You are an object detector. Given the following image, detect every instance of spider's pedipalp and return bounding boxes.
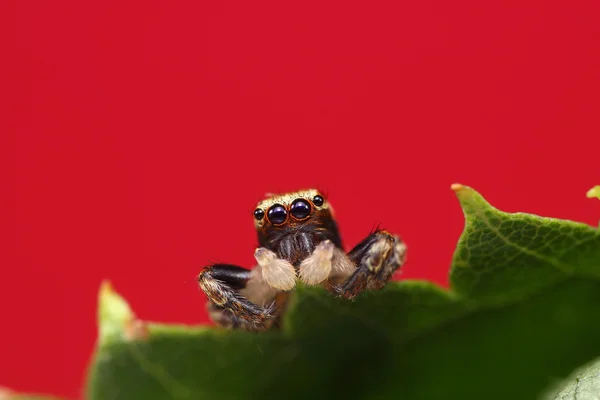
[299,240,334,285]
[254,248,297,291]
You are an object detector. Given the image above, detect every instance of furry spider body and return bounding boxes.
[198,189,406,330]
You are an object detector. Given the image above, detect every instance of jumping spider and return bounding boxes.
[198,189,407,331]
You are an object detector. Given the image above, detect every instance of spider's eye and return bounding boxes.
[253,208,265,221]
[267,204,287,225]
[290,199,311,220]
[312,195,324,207]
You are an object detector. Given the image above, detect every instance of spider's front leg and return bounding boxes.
[336,230,407,299]
[198,264,278,330]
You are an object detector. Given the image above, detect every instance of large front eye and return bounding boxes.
[267,204,287,225]
[290,199,311,220]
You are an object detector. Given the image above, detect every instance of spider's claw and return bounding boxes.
[330,283,350,298]
[264,300,277,318]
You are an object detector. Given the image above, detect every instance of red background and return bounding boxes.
[3,0,600,398]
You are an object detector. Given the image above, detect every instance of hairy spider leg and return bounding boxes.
[335,231,407,299]
[198,264,279,330]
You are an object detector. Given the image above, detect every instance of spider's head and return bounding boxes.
[253,189,330,229]
[252,189,341,259]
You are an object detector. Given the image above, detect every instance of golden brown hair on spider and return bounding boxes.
[197,189,407,331]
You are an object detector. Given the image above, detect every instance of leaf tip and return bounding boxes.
[0,386,13,400]
[586,185,600,200]
[451,183,495,217]
[97,280,148,344]
[451,183,477,203]
[99,279,115,299]
[0,387,61,400]
[450,183,464,192]
[98,280,132,319]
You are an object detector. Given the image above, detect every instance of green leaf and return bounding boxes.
[587,186,600,200]
[86,185,600,400]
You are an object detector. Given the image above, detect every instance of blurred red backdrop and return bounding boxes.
[3,0,600,398]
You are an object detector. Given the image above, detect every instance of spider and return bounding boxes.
[197,189,407,331]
